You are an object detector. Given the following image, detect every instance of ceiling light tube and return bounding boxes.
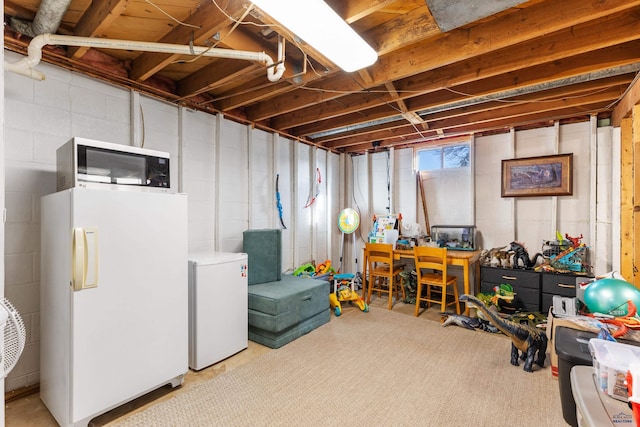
[251,0,377,72]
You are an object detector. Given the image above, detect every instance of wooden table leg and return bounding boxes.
[463,260,470,315]
[361,248,368,300]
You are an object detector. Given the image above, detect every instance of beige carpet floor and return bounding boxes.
[113,303,564,427]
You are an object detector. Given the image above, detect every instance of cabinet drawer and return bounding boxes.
[481,280,539,312]
[541,274,578,297]
[481,267,539,289]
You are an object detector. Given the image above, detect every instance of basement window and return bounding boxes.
[417,144,470,171]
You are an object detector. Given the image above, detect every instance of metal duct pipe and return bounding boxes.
[4,33,286,82]
[10,0,73,37]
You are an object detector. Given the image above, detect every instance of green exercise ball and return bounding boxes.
[583,278,640,316]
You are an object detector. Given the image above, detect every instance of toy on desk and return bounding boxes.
[329,273,368,316]
[510,241,543,269]
[536,233,590,273]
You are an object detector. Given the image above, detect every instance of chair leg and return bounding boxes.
[452,282,461,314]
[387,277,393,310]
[440,285,448,313]
[414,283,422,316]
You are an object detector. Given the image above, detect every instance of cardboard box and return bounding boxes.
[547,309,591,377]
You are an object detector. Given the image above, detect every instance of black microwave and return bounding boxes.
[56,138,171,192]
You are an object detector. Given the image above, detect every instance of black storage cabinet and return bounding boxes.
[554,326,596,427]
[480,266,540,312]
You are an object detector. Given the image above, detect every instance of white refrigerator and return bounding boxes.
[40,188,188,427]
[188,252,248,370]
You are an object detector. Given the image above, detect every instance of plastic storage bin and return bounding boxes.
[571,365,634,427]
[589,338,640,402]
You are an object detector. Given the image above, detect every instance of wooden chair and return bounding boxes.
[365,242,405,310]
[413,246,460,317]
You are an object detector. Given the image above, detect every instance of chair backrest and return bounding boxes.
[365,242,394,268]
[413,245,448,278]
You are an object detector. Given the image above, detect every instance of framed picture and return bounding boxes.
[501,153,573,197]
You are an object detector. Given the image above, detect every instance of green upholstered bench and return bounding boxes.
[243,229,330,349]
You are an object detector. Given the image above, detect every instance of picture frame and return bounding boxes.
[501,153,573,197]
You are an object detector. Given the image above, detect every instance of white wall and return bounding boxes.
[474,121,613,271]
[3,50,338,394]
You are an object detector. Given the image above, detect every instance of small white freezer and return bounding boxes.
[188,252,248,371]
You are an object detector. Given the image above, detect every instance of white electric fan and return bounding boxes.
[0,297,26,378]
[337,208,360,272]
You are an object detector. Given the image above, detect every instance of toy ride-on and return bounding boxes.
[329,273,368,316]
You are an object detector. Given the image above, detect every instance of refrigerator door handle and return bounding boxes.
[72,227,99,291]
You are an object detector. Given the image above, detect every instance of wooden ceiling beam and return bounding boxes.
[329,0,401,23]
[369,0,640,84]
[68,0,130,59]
[281,39,640,135]
[363,5,440,56]
[177,60,259,97]
[323,80,628,150]
[3,1,35,20]
[425,87,624,132]
[335,91,620,153]
[339,105,607,153]
[303,73,629,142]
[612,74,640,126]
[433,104,609,138]
[246,5,640,124]
[129,0,248,81]
[316,67,637,146]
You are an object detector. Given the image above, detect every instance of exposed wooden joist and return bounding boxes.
[68,0,129,59]
[246,5,640,125]
[129,1,249,81]
[370,0,640,84]
[612,74,640,126]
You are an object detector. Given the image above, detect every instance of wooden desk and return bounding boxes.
[362,247,481,315]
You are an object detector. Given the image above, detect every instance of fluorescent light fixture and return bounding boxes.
[252,0,378,72]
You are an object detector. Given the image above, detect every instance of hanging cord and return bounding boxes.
[304,167,322,208]
[276,174,286,229]
[386,151,391,214]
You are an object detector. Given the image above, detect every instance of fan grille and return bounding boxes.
[1,297,26,377]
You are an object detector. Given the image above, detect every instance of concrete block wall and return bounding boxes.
[4,56,134,392]
[3,51,338,393]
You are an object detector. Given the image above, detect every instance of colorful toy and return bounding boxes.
[316,259,333,275]
[293,263,316,277]
[329,273,368,316]
[510,241,543,269]
[460,294,548,372]
[585,299,640,338]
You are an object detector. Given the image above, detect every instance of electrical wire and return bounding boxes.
[385,151,391,214]
[350,155,367,245]
[605,70,640,109]
[144,0,201,29]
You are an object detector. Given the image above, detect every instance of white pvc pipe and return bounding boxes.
[5,33,286,82]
